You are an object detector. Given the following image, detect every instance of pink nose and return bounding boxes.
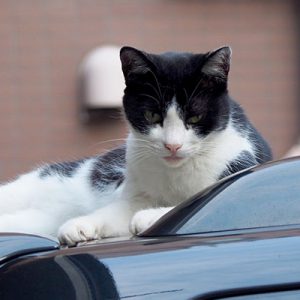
[164,143,182,154]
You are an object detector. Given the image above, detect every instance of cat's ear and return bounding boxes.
[201,46,232,81]
[120,46,153,82]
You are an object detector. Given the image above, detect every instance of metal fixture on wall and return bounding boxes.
[78,45,125,123]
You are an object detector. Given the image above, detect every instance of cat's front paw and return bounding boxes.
[58,217,99,246]
[130,207,173,235]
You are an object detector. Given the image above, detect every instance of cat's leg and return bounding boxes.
[0,208,60,237]
[130,207,174,235]
[58,200,134,246]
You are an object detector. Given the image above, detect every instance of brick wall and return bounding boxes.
[0,0,299,181]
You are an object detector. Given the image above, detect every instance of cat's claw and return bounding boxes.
[58,217,99,246]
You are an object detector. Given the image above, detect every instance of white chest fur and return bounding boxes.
[125,122,253,207]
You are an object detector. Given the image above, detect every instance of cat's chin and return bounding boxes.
[162,156,187,167]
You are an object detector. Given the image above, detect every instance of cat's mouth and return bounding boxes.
[163,155,185,165]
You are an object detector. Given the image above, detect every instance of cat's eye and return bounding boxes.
[144,110,162,124]
[187,115,202,124]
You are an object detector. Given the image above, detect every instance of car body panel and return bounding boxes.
[1,228,300,299]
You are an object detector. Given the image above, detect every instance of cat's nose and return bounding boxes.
[164,143,182,154]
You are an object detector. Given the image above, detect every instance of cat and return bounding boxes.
[0,46,272,246]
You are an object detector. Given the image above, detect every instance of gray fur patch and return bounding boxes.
[90,145,126,190]
[39,159,85,178]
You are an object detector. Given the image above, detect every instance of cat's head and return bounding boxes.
[120,46,232,167]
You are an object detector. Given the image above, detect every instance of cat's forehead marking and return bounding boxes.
[164,99,183,126]
[163,100,186,145]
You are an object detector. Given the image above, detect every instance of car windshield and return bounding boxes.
[144,159,300,236]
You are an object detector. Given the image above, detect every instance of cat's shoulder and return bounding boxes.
[37,145,126,188]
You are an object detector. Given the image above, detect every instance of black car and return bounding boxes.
[1,158,300,299]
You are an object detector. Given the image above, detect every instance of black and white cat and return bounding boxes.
[0,46,272,246]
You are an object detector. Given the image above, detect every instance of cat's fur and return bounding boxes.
[0,46,272,246]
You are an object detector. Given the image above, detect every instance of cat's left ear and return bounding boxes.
[201,46,232,81]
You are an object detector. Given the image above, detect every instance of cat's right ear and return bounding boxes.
[201,46,232,82]
[120,47,153,82]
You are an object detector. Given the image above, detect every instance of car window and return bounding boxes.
[176,161,300,235]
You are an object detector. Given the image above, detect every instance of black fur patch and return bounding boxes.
[39,159,85,178]
[121,47,231,136]
[90,145,126,190]
[230,101,272,163]
[219,151,257,180]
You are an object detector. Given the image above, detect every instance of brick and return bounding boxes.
[0,0,299,180]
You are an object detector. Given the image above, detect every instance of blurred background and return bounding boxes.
[0,0,300,181]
